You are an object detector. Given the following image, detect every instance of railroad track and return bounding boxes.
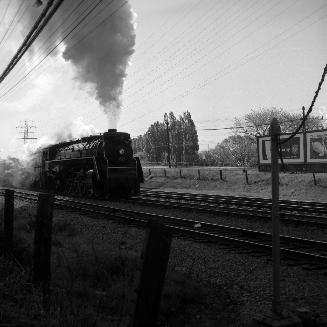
[122,189,327,228]
[4,189,327,269]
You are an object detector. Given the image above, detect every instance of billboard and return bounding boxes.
[258,134,304,164]
[307,130,327,162]
[257,129,327,172]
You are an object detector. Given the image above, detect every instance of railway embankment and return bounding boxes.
[143,168,327,202]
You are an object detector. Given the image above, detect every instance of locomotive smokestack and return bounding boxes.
[108,129,117,133]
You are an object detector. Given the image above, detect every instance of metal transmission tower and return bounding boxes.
[16,120,37,144]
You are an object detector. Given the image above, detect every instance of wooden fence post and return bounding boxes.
[33,193,54,308]
[179,168,182,178]
[219,170,223,181]
[148,168,151,176]
[243,169,249,184]
[313,173,317,185]
[3,189,14,256]
[197,169,201,180]
[132,220,172,327]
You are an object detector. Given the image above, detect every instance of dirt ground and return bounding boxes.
[143,168,327,202]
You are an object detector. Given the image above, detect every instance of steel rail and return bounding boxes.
[2,187,327,227]
[132,189,327,227]
[8,189,327,268]
[140,189,327,213]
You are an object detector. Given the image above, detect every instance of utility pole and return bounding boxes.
[164,113,171,168]
[256,118,302,326]
[302,106,307,169]
[270,118,281,317]
[302,106,306,133]
[16,120,37,144]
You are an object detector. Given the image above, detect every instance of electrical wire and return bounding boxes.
[0,0,108,95]
[126,0,259,93]
[128,0,234,82]
[280,63,327,144]
[29,0,91,56]
[200,117,326,132]
[132,0,203,63]
[123,0,313,109]
[0,0,94,91]
[0,0,128,100]
[0,0,64,84]
[0,0,26,48]
[0,0,32,49]
[120,5,327,127]
[0,0,11,26]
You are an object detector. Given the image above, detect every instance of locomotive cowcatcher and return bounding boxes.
[33,129,144,197]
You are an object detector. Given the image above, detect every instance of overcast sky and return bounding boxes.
[0,0,326,158]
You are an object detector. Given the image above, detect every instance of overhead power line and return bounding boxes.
[120,4,327,129]
[0,0,11,30]
[201,116,326,132]
[0,0,65,84]
[0,0,26,48]
[280,63,327,144]
[0,0,128,100]
[0,0,32,52]
[0,0,90,90]
[124,0,318,111]
[126,0,260,89]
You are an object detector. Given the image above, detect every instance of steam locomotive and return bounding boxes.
[33,129,144,197]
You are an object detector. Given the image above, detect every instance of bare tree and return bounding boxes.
[234,107,324,137]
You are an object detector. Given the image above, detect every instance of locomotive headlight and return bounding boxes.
[119,148,125,155]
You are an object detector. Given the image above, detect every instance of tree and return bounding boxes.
[143,121,166,163]
[131,111,199,165]
[215,135,257,166]
[234,107,324,137]
[181,111,199,163]
[168,112,179,164]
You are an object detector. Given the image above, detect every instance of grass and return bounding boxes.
[0,204,237,326]
[52,219,79,236]
[0,245,233,326]
[0,252,234,326]
[144,168,327,202]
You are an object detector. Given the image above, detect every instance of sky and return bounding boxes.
[0,0,326,158]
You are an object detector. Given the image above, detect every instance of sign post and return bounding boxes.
[255,119,302,326]
[270,118,281,317]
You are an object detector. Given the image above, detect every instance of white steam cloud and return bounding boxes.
[61,1,136,128]
[32,117,99,152]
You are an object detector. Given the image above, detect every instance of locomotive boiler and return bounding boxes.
[34,129,144,197]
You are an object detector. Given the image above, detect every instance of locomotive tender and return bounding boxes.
[34,129,144,197]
